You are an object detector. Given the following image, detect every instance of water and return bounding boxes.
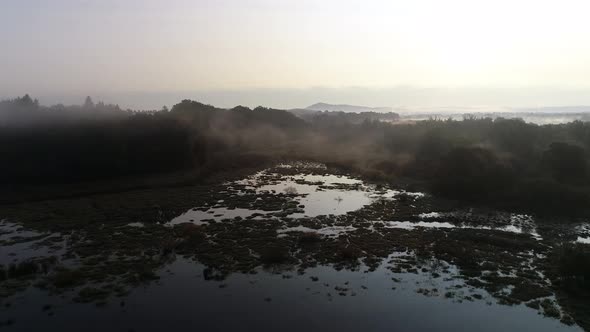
[378,219,542,239]
[409,211,542,239]
[1,256,581,332]
[0,165,584,331]
[169,207,273,225]
[236,170,374,218]
[0,220,65,265]
[277,225,358,238]
[257,174,370,218]
[378,220,456,230]
[168,168,542,241]
[169,168,390,225]
[575,224,590,244]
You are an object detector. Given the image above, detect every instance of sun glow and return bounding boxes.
[2,0,590,101]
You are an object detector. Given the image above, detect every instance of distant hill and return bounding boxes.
[305,103,393,113]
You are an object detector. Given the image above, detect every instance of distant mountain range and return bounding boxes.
[304,103,393,113]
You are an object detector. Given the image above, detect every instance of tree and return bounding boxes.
[542,142,588,184]
[433,147,514,200]
[16,94,37,107]
[84,96,94,108]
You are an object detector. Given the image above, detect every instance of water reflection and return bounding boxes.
[169,169,393,225]
[575,224,590,244]
[0,220,64,265]
[1,256,580,332]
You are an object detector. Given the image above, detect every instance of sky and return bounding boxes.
[1,0,590,109]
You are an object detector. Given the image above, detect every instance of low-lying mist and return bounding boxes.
[2,95,590,216]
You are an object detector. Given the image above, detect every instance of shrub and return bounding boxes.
[259,246,290,265]
[556,244,590,289]
[284,186,298,195]
[433,147,514,201]
[175,223,205,243]
[50,268,85,288]
[298,232,321,245]
[7,261,39,278]
[542,142,588,184]
[337,246,359,261]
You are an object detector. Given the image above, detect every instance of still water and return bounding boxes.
[3,257,580,332]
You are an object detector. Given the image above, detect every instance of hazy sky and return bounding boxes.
[1,0,590,109]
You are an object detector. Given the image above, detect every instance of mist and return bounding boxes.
[18,86,590,111]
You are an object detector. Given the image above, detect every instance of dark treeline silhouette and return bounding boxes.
[2,95,590,215]
[0,96,306,184]
[0,95,135,127]
[0,113,193,183]
[289,108,400,125]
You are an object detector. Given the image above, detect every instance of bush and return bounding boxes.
[337,246,359,261]
[175,223,205,242]
[259,246,290,265]
[298,232,321,245]
[50,268,85,288]
[7,261,39,278]
[556,244,590,289]
[284,186,298,195]
[542,142,588,184]
[433,147,514,201]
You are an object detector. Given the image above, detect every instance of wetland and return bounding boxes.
[2,162,589,331]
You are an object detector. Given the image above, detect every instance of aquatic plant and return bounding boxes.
[284,186,298,195]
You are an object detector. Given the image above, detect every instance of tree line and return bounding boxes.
[1,95,590,215]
